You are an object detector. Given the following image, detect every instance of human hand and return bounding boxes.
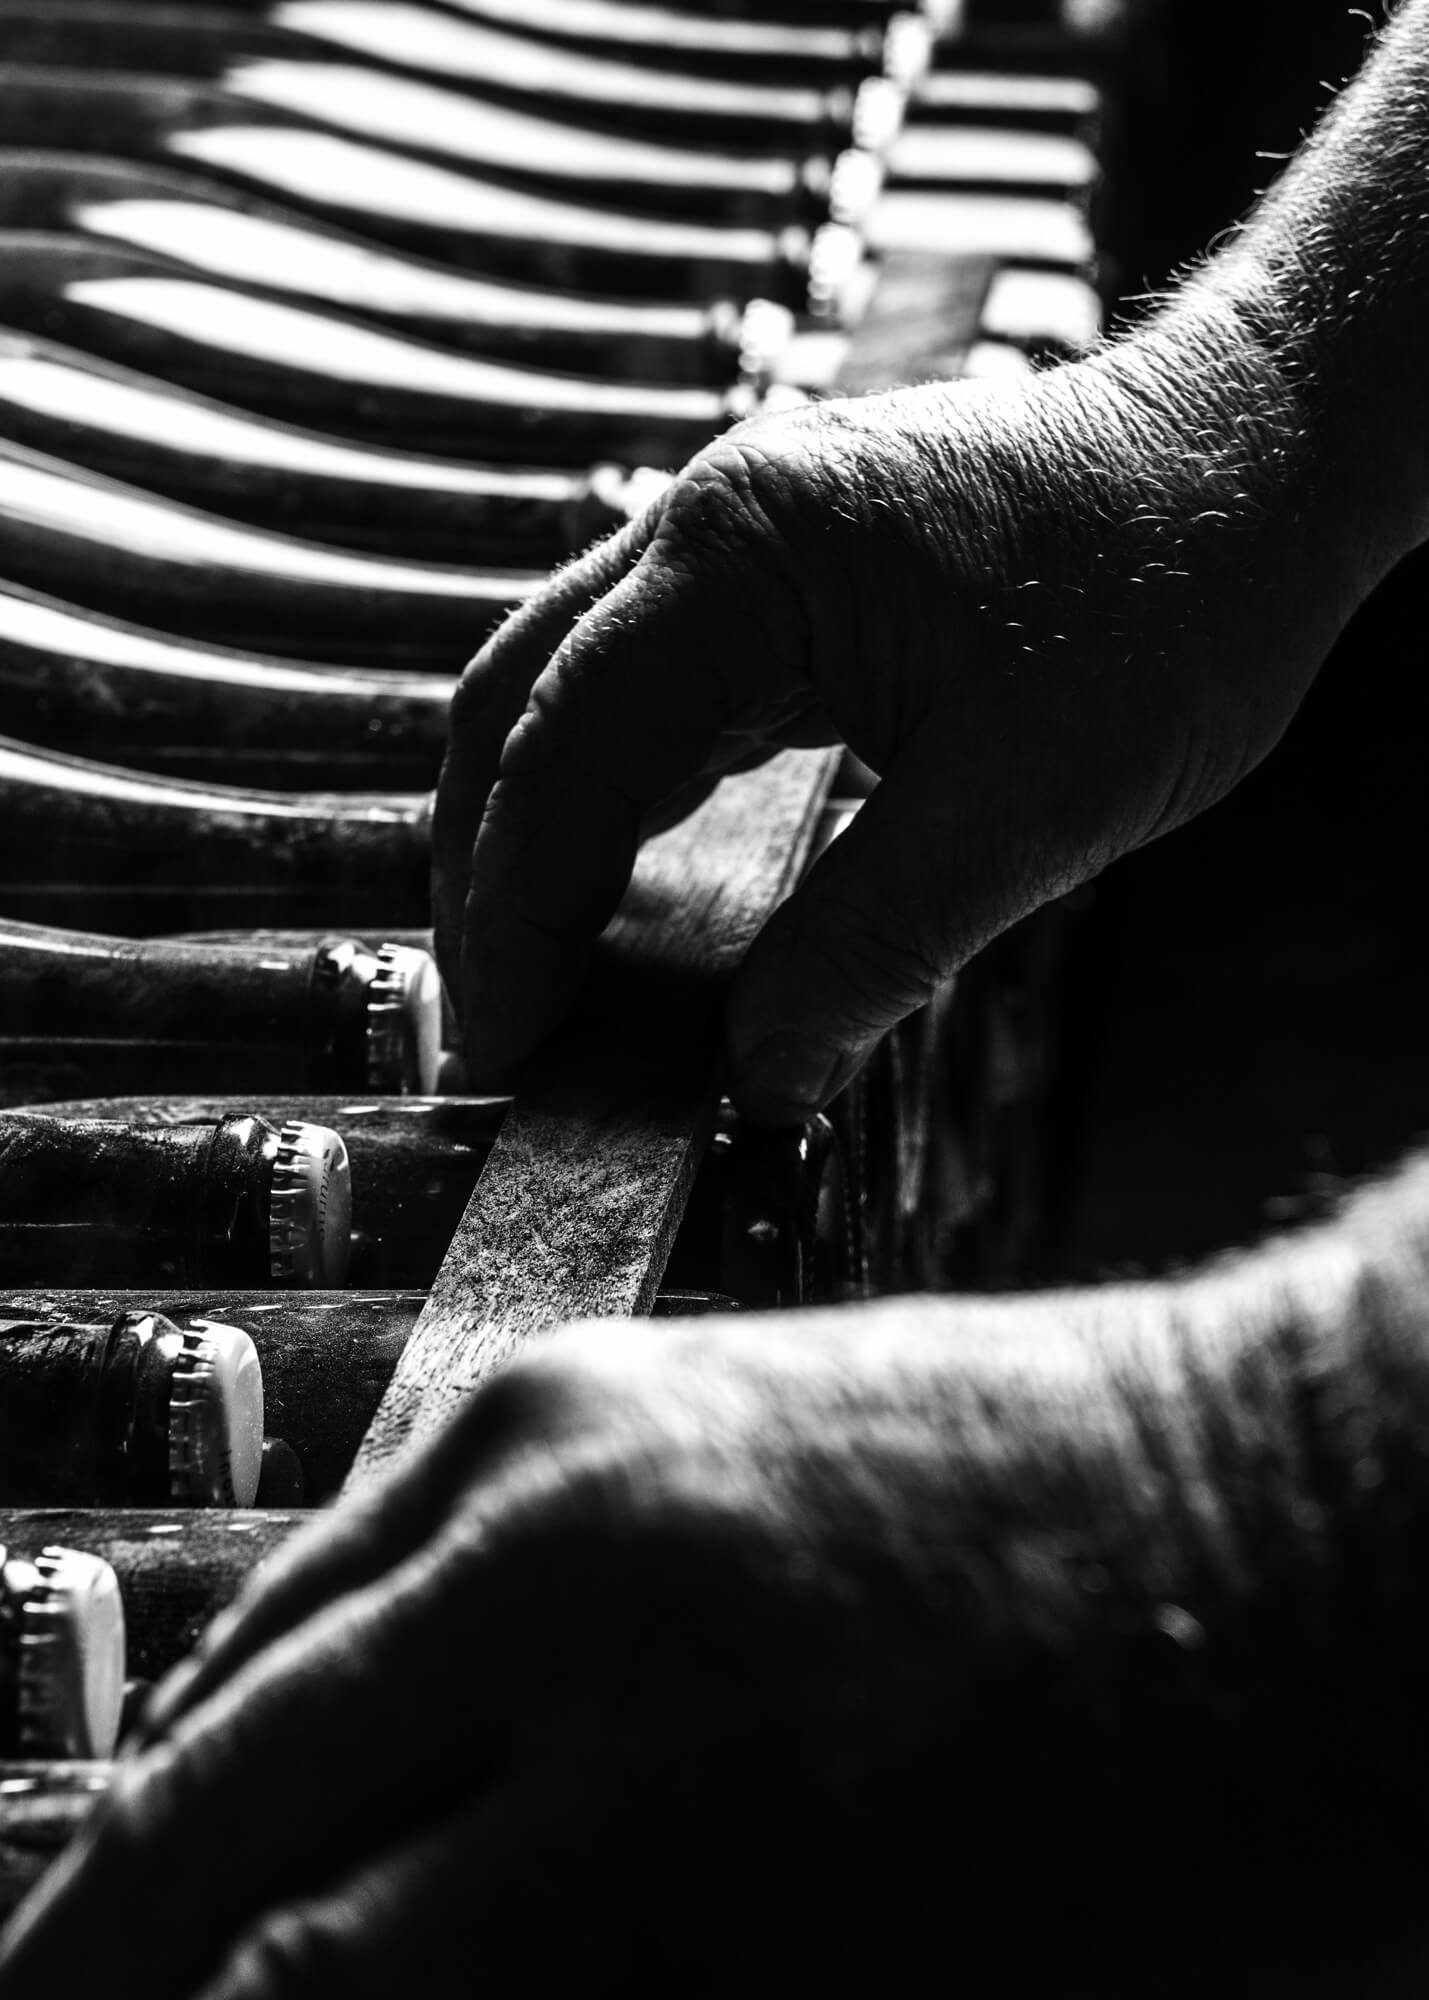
[4,1210,1427,1995]
[0,1299,1093,1998]
[432,298,1370,1123]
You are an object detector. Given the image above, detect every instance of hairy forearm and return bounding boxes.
[1182,0,1429,574]
[670,1175,1429,1984]
[805,1170,1427,1980]
[914,1160,1429,1626]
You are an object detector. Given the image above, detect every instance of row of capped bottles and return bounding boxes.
[0,0,1109,1873]
[0,992,1064,1305]
[0,0,894,776]
[0,1095,852,1301]
[0,1286,742,1508]
[0,2,1108,685]
[0,775,1037,1294]
[0,1264,784,1841]
[0,2,1103,1296]
[0,4,1115,1921]
[0,767,877,946]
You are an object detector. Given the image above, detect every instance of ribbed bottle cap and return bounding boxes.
[853,74,905,156]
[829,147,885,228]
[168,1322,265,1508]
[806,220,866,322]
[268,1121,352,1287]
[883,13,933,92]
[366,943,443,1094]
[14,1547,126,1760]
[921,0,965,33]
[737,298,796,383]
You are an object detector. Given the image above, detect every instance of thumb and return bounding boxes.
[726,737,1046,1125]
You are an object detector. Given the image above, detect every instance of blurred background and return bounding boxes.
[1046,0,1429,1279]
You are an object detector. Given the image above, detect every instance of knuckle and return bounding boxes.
[785,899,949,1031]
[1150,715,1254,834]
[481,1323,656,1435]
[93,1739,193,1866]
[491,691,557,779]
[217,1905,350,1999]
[658,444,789,557]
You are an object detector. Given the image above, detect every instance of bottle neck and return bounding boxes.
[0,922,439,1097]
[0,1312,191,1504]
[96,1311,189,1505]
[0,1113,276,1286]
[194,1115,280,1284]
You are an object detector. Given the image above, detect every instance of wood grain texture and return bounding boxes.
[832,251,995,396]
[345,746,838,1492]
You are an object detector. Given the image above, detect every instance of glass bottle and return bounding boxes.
[0,1110,351,1288]
[0,736,431,935]
[16,1095,850,1302]
[0,1286,741,1504]
[0,1546,125,1760]
[0,918,442,1104]
[0,1309,265,1508]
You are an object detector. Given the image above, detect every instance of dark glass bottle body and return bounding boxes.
[0,441,538,669]
[24,1096,851,1305]
[0,737,431,934]
[0,920,441,1105]
[0,1110,350,1287]
[0,1286,741,1504]
[0,1309,263,1506]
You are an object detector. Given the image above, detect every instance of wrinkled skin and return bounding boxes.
[12,0,1429,1983]
[7,1307,1061,2000]
[6,1244,1429,1997]
[0,303,1404,1998]
[433,300,1372,1120]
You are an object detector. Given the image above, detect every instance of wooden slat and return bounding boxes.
[344,745,839,1492]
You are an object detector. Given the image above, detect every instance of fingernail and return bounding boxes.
[730,1033,844,1124]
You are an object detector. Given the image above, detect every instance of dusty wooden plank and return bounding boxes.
[832,250,995,395]
[345,746,838,1492]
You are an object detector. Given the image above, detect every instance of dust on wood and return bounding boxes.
[346,747,838,1491]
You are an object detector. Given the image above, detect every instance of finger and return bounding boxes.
[725,733,1047,1124]
[186,1688,928,2000]
[0,1343,615,1999]
[430,510,658,1003]
[184,1777,630,2000]
[133,1383,507,1750]
[457,552,761,1083]
[0,1525,511,2000]
[181,1728,744,1992]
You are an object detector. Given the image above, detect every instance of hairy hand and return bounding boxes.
[0,1303,1056,1999]
[433,300,1363,1121]
[6,1203,1429,1994]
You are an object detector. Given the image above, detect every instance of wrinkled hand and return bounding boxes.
[3,1224,1421,1995]
[0,1301,1103,1998]
[433,302,1366,1122]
